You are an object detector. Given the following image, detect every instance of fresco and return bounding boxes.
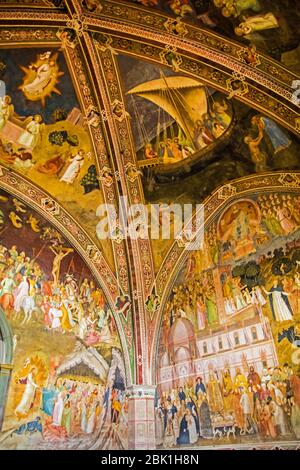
[0,48,114,269]
[121,58,233,171]
[0,189,128,450]
[0,0,299,452]
[128,1,300,72]
[156,190,300,448]
[210,0,300,70]
[130,0,208,20]
[118,54,300,207]
[118,54,300,269]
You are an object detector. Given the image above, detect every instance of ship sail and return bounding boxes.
[127,75,207,146]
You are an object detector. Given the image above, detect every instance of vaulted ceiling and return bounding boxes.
[0,0,299,385]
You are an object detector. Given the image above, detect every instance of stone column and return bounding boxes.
[0,364,12,430]
[127,385,156,450]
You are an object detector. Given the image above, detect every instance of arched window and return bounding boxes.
[234,332,240,346]
[251,326,258,341]
[203,342,207,354]
[218,337,223,350]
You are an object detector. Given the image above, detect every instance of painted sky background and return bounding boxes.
[0,189,95,284]
[0,48,79,123]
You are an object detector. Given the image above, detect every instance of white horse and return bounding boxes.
[18,296,37,325]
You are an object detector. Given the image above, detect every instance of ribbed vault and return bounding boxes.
[0,0,299,390]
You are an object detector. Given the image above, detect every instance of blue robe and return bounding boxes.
[103,387,110,406]
[177,416,190,445]
[41,388,57,416]
[196,382,206,396]
[262,118,291,153]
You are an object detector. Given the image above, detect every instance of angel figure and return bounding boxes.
[20,52,64,105]
[60,150,85,184]
[14,356,48,419]
[0,95,14,131]
[211,100,231,128]
[235,12,279,37]
[18,114,44,150]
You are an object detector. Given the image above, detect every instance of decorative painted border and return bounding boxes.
[0,0,64,7]
[0,1,300,387]
[0,30,136,375]
[0,165,133,384]
[103,33,299,136]
[82,0,299,86]
[93,43,157,385]
[150,171,300,383]
[0,4,299,134]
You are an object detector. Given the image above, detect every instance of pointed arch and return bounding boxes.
[0,165,133,385]
[150,171,300,384]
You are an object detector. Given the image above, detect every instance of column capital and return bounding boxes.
[126,385,156,399]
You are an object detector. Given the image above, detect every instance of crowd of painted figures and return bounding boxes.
[164,272,219,331]
[11,365,128,444]
[259,195,300,237]
[39,378,128,442]
[185,195,300,274]
[143,99,231,163]
[157,191,300,447]
[167,272,268,331]
[0,90,98,195]
[0,240,128,444]
[164,246,300,347]
[0,242,116,346]
[156,364,300,447]
[164,266,272,336]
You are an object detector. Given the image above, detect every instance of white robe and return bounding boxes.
[60,154,84,184]
[98,320,111,342]
[274,388,289,434]
[239,12,279,34]
[13,280,29,312]
[18,120,41,149]
[240,393,251,414]
[49,306,63,329]
[255,287,267,306]
[15,373,38,415]
[235,294,246,311]
[188,415,198,444]
[266,289,293,322]
[79,317,87,339]
[86,405,96,434]
[52,392,64,426]
[196,302,206,329]
[81,402,87,432]
[225,299,235,315]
